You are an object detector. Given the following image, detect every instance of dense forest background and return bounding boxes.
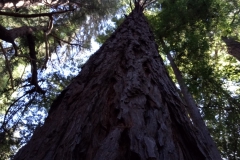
[0,0,239,159]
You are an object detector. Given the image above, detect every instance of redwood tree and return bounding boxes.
[14,2,221,160]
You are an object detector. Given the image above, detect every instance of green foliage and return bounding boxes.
[96,16,125,44]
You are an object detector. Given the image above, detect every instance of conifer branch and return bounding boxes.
[0,42,14,89]
[42,32,49,70]
[50,33,81,46]
[0,9,74,18]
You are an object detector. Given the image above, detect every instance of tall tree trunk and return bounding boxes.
[14,5,221,160]
[166,51,221,159]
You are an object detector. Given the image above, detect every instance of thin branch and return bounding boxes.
[142,0,148,7]
[0,42,14,89]
[9,93,37,133]
[129,0,133,11]
[230,9,240,26]
[0,9,74,18]
[42,33,49,70]
[0,46,14,53]
[50,33,81,46]
[41,15,54,70]
[1,89,34,129]
[144,0,157,8]
[18,64,27,88]
[54,46,62,64]
[45,16,54,35]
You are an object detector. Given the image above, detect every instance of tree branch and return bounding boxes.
[50,33,81,46]
[0,24,18,55]
[0,9,74,18]
[27,34,46,94]
[42,32,49,70]
[0,42,14,89]
[45,16,54,35]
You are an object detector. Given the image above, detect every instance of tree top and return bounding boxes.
[133,0,157,11]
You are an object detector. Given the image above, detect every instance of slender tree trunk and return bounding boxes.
[14,5,221,160]
[165,50,221,159]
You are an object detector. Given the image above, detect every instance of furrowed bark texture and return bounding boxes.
[14,7,220,160]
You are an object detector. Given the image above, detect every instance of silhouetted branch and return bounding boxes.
[0,9,74,18]
[0,42,14,88]
[27,34,46,94]
[51,33,81,46]
[1,88,38,134]
[0,24,18,55]
[42,33,49,70]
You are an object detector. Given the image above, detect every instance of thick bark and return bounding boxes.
[14,5,221,160]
